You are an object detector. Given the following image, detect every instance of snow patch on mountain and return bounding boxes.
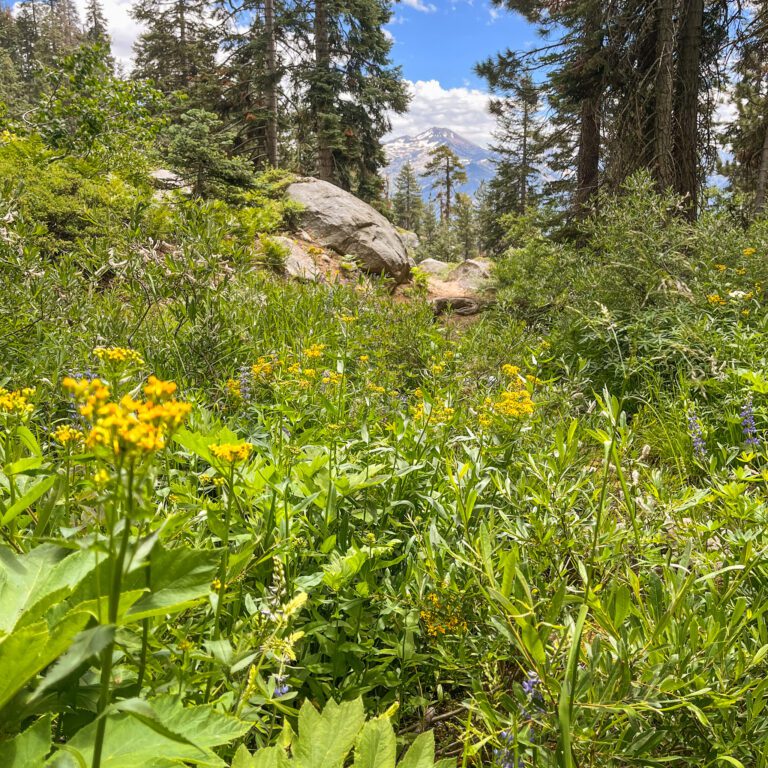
[383,127,495,200]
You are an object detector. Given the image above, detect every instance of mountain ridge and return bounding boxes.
[383,127,495,200]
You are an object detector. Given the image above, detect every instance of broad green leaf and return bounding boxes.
[322,549,368,591]
[0,545,100,633]
[397,732,435,768]
[232,745,291,768]
[34,625,115,698]
[1,474,56,526]
[353,717,396,768]
[293,698,365,768]
[0,715,51,767]
[0,611,90,709]
[125,545,218,621]
[52,695,250,767]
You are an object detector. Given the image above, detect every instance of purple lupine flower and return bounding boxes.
[688,411,707,459]
[741,396,760,448]
[238,365,252,401]
[273,675,290,697]
[522,671,540,698]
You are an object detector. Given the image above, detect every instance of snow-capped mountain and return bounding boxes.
[383,127,495,200]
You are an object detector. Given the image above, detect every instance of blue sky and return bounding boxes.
[383,1,535,145]
[388,0,533,90]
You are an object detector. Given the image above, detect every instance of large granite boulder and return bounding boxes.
[286,178,411,283]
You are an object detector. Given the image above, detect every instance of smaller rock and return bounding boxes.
[450,259,493,291]
[417,258,454,279]
[272,236,323,282]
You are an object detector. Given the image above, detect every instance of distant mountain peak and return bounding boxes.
[383,126,494,199]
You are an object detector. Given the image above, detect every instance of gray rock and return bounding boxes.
[150,169,186,189]
[272,236,325,282]
[417,258,454,278]
[286,178,411,283]
[450,259,493,291]
[399,230,420,254]
[431,296,490,316]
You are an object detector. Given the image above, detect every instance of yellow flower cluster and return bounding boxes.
[366,382,386,395]
[251,357,275,378]
[62,375,190,458]
[707,293,727,307]
[0,387,35,417]
[420,593,468,638]
[411,398,455,424]
[744,247,757,256]
[321,371,342,386]
[303,343,326,359]
[226,378,242,399]
[53,425,84,445]
[93,347,145,366]
[480,365,535,426]
[0,130,18,144]
[209,442,253,463]
[714,263,727,272]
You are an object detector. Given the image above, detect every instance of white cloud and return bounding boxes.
[400,0,437,12]
[387,79,496,147]
[74,0,143,69]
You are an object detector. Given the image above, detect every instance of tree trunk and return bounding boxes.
[755,115,768,216]
[445,160,452,222]
[177,0,188,88]
[573,4,603,216]
[264,0,278,167]
[574,95,601,214]
[673,0,703,221]
[653,0,676,190]
[520,97,529,213]
[314,0,334,182]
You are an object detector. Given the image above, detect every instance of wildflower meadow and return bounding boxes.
[2,125,768,767]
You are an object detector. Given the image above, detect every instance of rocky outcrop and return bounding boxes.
[413,257,495,317]
[286,178,411,284]
[272,236,325,282]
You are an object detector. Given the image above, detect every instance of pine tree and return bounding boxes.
[421,144,467,223]
[392,162,424,232]
[132,0,220,111]
[451,192,478,261]
[302,0,409,198]
[84,0,110,49]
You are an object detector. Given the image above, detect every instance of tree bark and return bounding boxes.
[755,116,768,216]
[314,0,334,182]
[653,0,676,190]
[573,4,603,217]
[673,0,703,221]
[264,0,278,167]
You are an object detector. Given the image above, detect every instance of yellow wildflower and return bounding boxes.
[501,364,520,377]
[226,378,242,399]
[744,247,757,256]
[251,357,274,378]
[53,425,84,446]
[144,375,177,401]
[303,343,326,359]
[359,355,370,363]
[210,442,253,463]
[707,293,727,306]
[0,387,35,417]
[366,382,386,395]
[93,346,144,366]
[93,469,110,487]
[714,263,727,272]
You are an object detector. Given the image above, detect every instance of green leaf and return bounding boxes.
[53,695,251,767]
[557,603,588,768]
[0,715,51,767]
[353,717,396,768]
[0,611,91,709]
[233,745,291,768]
[0,545,99,633]
[397,731,436,768]
[125,545,218,621]
[1,475,56,526]
[293,698,365,768]
[34,625,115,698]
